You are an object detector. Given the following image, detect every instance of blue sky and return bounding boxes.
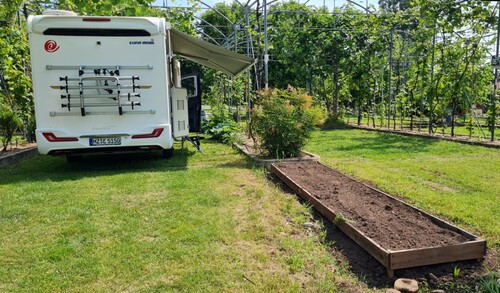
[154,0,379,12]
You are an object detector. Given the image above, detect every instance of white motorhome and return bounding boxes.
[27,13,252,161]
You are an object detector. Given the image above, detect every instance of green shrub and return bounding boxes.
[323,114,347,129]
[201,109,239,144]
[252,87,318,158]
[0,106,22,151]
[308,105,327,127]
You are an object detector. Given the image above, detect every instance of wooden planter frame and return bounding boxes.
[270,163,487,277]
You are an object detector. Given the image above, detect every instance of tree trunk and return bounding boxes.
[410,113,414,131]
[333,66,340,117]
[400,111,404,130]
[419,98,423,132]
[357,106,362,125]
[393,109,397,130]
[451,97,457,137]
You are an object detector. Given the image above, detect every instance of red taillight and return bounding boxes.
[131,128,164,139]
[82,17,111,22]
[42,132,79,142]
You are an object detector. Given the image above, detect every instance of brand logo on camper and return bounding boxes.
[44,40,60,53]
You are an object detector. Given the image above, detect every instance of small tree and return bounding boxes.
[252,86,318,158]
[0,105,22,151]
[486,102,499,141]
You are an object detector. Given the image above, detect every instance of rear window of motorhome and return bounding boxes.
[43,28,151,37]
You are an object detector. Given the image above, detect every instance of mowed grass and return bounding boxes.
[0,141,361,292]
[307,129,500,251]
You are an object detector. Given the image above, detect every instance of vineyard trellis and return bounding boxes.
[191,0,500,142]
[1,0,499,146]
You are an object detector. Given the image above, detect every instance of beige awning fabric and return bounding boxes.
[170,28,254,76]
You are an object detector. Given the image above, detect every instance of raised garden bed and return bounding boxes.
[0,146,38,168]
[233,141,320,168]
[270,161,487,277]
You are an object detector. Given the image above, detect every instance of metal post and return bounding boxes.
[429,25,436,135]
[228,78,232,114]
[264,0,269,89]
[245,6,252,126]
[247,69,251,125]
[492,5,500,141]
[388,30,393,129]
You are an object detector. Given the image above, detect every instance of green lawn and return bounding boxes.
[0,141,360,292]
[2,131,498,292]
[306,129,500,251]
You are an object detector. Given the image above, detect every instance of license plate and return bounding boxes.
[89,137,121,146]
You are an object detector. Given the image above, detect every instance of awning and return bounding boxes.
[170,28,254,76]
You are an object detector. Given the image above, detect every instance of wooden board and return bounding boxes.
[389,241,486,270]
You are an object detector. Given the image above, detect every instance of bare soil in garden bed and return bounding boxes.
[272,161,499,290]
[236,136,314,159]
[274,161,468,250]
[0,143,37,158]
[234,137,320,168]
[322,218,499,290]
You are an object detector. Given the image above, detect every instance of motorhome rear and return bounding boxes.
[27,13,253,160]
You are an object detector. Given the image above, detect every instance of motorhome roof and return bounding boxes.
[27,14,254,76]
[28,15,165,36]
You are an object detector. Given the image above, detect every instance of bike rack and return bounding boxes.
[48,65,154,116]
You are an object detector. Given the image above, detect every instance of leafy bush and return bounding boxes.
[201,109,239,144]
[308,104,327,126]
[0,105,22,151]
[323,114,347,129]
[252,86,318,158]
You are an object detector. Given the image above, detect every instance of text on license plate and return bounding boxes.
[89,137,121,146]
